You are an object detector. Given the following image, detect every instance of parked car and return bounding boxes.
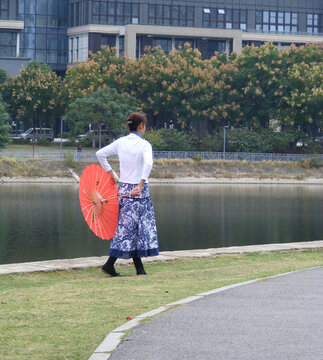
[79,130,109,144]
[19,128,54,141]
[11,130,24,138]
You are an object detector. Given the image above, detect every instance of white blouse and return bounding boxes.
[96,133,153,184]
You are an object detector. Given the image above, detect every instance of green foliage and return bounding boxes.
[2,61,67,130]
[63,152,75,167]
[0,95,11,148]
[279,62,323,132]
[225,128,304,153]
[0,68,9,86]
[145,128,197,151]
[11,138,30,145]
[199,132,223,152]
[192,154,202,161]
[299,157,323,169]
[62,87,138,147]
[197,128,304,153]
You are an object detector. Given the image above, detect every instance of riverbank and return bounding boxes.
[0,158,322,184]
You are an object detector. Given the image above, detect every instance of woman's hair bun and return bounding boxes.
[127,113,147,131]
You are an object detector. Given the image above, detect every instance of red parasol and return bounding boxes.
[79,164,120,240]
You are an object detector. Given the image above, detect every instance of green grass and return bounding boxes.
[0,250,322,360]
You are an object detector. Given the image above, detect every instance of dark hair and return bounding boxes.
[127,112,147,131]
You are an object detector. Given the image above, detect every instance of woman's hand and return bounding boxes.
[108,170,115,182]
[130,180,145,197]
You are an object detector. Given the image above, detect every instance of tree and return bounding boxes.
[2,62,66,133]
[279,62,323,136]
[63,47,129,101]
[0,95,11,148]
[62,88,138,147]
[0,68,9,87]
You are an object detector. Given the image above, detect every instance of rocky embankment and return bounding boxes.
[0,158,322,184]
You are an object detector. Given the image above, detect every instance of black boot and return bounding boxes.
[133,257,146,275]
[102,256,122,277]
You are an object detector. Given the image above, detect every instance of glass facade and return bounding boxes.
[18,0,68,73]
[203,8,247,30]
[148,4,194,27]
[91,1,139,26]
[256,10,298,33]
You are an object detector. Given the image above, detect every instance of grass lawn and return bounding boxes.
[0,250,322,360]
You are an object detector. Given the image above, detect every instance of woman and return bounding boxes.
[96,112,159,276]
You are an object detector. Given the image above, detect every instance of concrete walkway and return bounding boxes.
[0,241,322,275]
[104,267,323,360]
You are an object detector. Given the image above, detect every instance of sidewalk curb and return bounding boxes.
[88,266,322,360]
[1,241,322,275]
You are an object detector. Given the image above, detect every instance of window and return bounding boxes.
[148,5,194,27]
[152,37,172,55]
[101,35,116,48]
[175,38,194,49]
[203,8,247,30]
[92,2,139,25]
[256,10,298,32]
[307,13,319,33]
[0,31,17,57]
[0,0,9,19]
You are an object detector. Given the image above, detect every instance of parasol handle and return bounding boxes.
[101,193,133,202]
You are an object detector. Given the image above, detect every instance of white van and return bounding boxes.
[20,128,54,141]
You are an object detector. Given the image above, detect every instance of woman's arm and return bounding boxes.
[141,142,153,181]
[96,141,118,174]
[130,142,153,197]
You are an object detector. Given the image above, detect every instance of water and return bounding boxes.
[0,184,322,265]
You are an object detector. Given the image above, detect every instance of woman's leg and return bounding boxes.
[133,257,146,275]
[102,256,122,277]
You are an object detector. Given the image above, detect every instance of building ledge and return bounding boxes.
[68,25,123,36]
[242,31,323,43]
[68,24,243,39]
[0,20,24,30]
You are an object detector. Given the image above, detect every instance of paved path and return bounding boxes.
[108,267,323,360]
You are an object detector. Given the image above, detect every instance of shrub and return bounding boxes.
[199,132,222,152]
[192,154,202,161]
[12,138,30,145]
[63,152,75,168]
[145,128,197,151]
[299,157,322,169]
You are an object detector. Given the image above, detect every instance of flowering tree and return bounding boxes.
[63,43,323,135]
[63,47,129,101]
[279,62,323,136]
[2,62,66,132]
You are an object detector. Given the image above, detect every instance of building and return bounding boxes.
[68,0,323,64]
[0,0,68,75]
[0,1,322,75]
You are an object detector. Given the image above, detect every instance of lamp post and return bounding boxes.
[223,125,229,159]
[60,118,63,151]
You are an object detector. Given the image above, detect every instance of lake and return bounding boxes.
[0,183,322,265]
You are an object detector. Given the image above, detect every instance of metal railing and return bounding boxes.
[1,149,323,162]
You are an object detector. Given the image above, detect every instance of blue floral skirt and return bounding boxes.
[109,182,159,259]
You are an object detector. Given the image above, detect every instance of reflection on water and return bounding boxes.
[0,184,322,264]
